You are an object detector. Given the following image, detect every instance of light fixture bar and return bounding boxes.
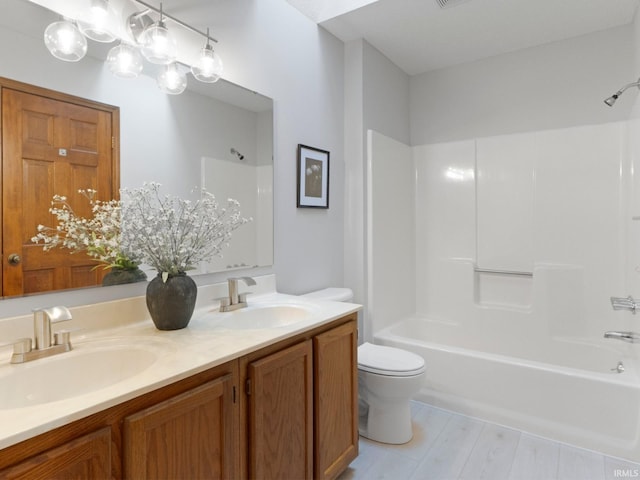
[131,0,218,44]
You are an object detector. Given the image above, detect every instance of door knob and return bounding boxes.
[8,253,21,265]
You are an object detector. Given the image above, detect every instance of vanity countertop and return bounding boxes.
[0,285,361,450]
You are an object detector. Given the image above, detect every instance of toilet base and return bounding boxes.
[359,398,413,444]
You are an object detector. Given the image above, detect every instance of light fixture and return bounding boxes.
[191,29,223,83]
[77,0,116,43]
[44,18,87,62]
[139,3,177,65]
[106,43,143,78]
[42,1,224,95]
[157,62,187,95]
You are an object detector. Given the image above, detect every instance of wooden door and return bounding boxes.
[1,81,118,296]
[248,340,313,480]
[314,319,359,480]
[0,427,111,479]
[124,375,238,480]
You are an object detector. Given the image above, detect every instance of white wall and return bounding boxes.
[410,25,635,145]
[343,40,366,308]
[367,131,414,336]
[214,0,345,295]
[363,42,411,146]
[343,39,410,323]
[0,0,344,315]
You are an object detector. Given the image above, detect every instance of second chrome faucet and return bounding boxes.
[219,277,256,312]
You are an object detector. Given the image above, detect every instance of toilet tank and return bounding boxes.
[301,287,354,302]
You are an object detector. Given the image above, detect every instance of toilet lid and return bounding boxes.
[358,342,425,377]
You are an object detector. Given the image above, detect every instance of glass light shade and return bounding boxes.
[106,43,143,78]
[44,20,87,62]
[139,21,177,65]
[157,63,187,95]
[77,0,116,43]
[191,44,223,83]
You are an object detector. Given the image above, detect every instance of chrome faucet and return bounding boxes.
[3,306,73,364]
[610,296,638,314]
[219,276,256,312]
[604,331,640,343]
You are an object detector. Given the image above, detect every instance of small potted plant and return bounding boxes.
[31,189,145,286]
[120,182,250,330]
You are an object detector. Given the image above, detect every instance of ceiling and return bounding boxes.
[27,0,640,78]
[289,0,640,76]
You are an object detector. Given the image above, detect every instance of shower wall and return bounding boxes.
[414,123,631,342]
[369,123,638,343]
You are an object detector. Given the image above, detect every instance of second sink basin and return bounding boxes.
[209,304,316,330]
[0,340,162,409]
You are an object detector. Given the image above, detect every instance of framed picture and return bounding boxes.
[297,144,330,208]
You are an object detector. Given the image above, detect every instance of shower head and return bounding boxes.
[230,148,245,161]
[604,78,640,107]
[604,94,619,107]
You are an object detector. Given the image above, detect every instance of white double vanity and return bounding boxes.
[0,274,361,479]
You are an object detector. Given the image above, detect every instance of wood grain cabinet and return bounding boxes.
[248,340,314,479]
[314,320,359,480]
[0,314,358,480]
[0,427,111,480]
[123,374,238,479]
[242,316,359,480]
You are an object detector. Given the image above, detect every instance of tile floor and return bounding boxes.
[338,401,640,480]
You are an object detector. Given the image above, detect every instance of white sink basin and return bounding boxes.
[0,341,160,409]
[208,304,316,330]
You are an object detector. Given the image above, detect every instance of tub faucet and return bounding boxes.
[604,331,640,343]
[3,306,73,364]
[220,277,256,312]
[610,296,638,314]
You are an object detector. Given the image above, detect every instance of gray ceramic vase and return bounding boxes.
[146,273,197,330]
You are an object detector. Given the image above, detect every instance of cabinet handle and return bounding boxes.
[8,253,21,265]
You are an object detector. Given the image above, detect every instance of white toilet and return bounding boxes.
[302,287,426,445]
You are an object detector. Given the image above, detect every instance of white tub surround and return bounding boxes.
[366,122,640,462]
[0,274,362,449]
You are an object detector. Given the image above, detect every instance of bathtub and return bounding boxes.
[375,316,640,462]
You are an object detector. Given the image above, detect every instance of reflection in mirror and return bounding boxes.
[0,0,274,298]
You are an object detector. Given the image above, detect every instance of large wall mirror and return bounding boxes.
[0,0,274,298]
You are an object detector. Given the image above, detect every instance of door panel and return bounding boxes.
[2,84,118,296]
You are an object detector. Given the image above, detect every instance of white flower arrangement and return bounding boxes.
[31,189,139,269]
[120,182,250,281]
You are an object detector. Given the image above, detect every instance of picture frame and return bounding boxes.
[297,144,330,208]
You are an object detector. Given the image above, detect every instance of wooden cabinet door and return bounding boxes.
[2,84,117,296]
[123,374,238,480]
[0,427,111,479]
[314,319,359,480]
[248,340,313,480]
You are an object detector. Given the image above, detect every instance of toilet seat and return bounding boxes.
[358,342,425,377]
